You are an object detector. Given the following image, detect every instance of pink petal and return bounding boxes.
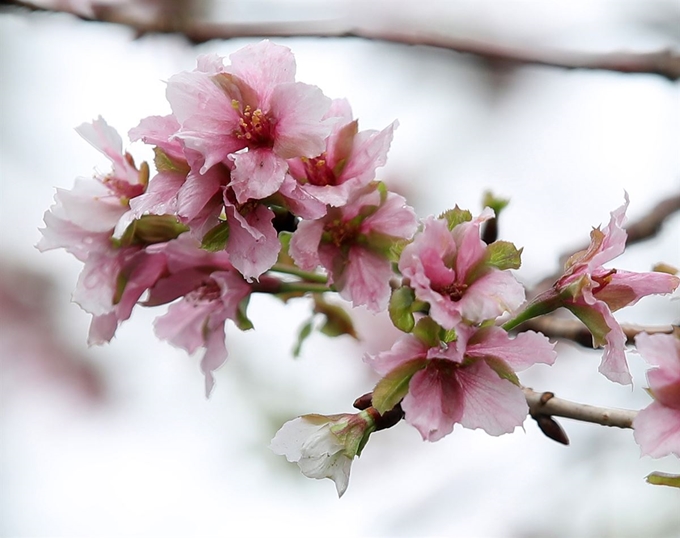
[636,332,680,374]
[633,401,680,458]
[166,71,243,172]
[456,359,529,435]
[597,302,632,385]
[338,121,398,185]
[128,114,185,162]
[225,204,280,280]
[452,220,488,283]
[455,270,525,324]
[466,327,557,371]
[589,193,629,269]
[227,41,296,105]
[364,334,428,376]
[277,176,327,220]
[361,192,417,239]
[129,170,184,218]
[595,270,680,311]
[337,247,392,312]
[230,149,288,203]
[201,324,228,397]
[289,220,325,271]
[270,82,332,159]
[401,363,464,442]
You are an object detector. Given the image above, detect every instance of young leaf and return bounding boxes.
[389,286,416,333]
[485,241,523,271]
[201,221,230,252]
[372,359,426,415]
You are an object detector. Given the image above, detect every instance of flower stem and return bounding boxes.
[269,263,329,284]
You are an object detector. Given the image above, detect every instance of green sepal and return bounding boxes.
[112,270,129,305]
[646,472,680,488]
[234,295,254,331]
[372,358,426,414]
[293,318,314,357]
[114,215,189,248]
[389,286,416,333]
[484,357,520,386]
[276,231,295,266]
[153,147,189,175]
[502,289,562,331]
[413,317,442,348]
[482,191,509,215]
[314,296,358,339]
[485,241,523,271]
[439,206,472,231]
[440,326,457,344]
[565,303,608,348]
[201,221,230,252]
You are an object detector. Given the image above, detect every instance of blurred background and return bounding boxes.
[1,1,679,536]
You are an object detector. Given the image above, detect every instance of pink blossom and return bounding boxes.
[399,212,525,328]
[633,332,680,458]
[366,325,556,441]
[166,41,332,202]
[288,99,398,207]
[523,195,679,385]
[290,183,418,312]
[154,266,252,396]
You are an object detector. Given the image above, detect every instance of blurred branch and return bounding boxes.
[524,388,637,430]
[519,316,677,348]
[3,0,680,81]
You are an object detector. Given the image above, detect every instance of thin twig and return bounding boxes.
[523,388,637,429]
[2,0,680,81]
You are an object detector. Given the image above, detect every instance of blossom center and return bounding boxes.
[188,280,222,304]
[233,102,274,147]
[301,154,337,187]
[325,219,359,248]
[434,281,468,302]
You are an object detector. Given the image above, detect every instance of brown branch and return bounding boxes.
[520,316,677,348]
[524,388,637,430]
[3,0,680,81]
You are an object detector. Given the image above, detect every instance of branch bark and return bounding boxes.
[519,316,677,349]
[523,387,637,429]
[3,0,680,81]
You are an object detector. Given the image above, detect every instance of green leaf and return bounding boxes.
[389,286,416,333]
[133,215,189,245]
[201,221,230,252]
[646,472,680,488]
[439,206,472,231]
[485,241,523,271]
[234,296,254,331]
[315,297,358,339]
[112,271,129,305]
[293,319,314,357]
[482,191,510,215]
[372,359,426,414]
[153,147,189,174]
[276,231,295,266]
[413,317,441,348]
[440,327,457,344]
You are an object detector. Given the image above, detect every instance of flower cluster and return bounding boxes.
[40,40,679,496]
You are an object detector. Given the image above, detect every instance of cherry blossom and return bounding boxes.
[366,323,556,441]
[166,41,333,202]
[399,210,525,329]
[288,99,398,207]
[633,332,680,458]
[290,183,418,312]
[270,411,377,497]
[509,195,679,385]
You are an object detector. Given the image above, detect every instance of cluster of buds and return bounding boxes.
[40,40,679,496]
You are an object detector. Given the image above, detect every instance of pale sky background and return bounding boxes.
[1,1,679,537]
